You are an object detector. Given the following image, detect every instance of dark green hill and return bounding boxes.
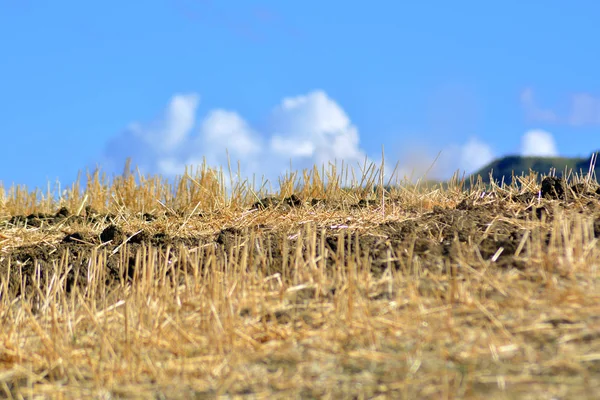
[470,150,600,185]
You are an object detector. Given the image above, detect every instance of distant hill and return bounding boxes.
[470,150,600,185]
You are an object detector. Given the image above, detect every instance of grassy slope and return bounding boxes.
[470,151,600,185]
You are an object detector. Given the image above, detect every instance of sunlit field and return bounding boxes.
[1,161,599,399]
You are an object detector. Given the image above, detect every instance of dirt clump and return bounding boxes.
[100,224,125,244]
[55,207,70,218]
[252,194,303,210]
[541,176,566,200]
[142,212,157,222]
[216,227,243,247]
[8,213,54,228]
[62,232,86,243]
[354,199,378,208]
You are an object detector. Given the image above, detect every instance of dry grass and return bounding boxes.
[0,162,599,399]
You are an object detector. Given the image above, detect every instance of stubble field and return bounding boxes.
[1,163,600,399]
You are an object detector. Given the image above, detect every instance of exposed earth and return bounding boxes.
[2,177,600,297]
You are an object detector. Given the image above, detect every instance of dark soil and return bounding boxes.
[252,194,303,210]
[2,188,600,298]
[100,224,125,243]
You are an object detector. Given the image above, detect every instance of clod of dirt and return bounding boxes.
[142,213,157,222]
[55,207,70,218]
[7,215,26,226]
[9,245,54,268]
[325,236,338,253]
[62,232,85,243]
[252,195,302,210]
[84,205,97,216]
[570,183,587,195]
[25,213,52,227]
[252,197,280,210]
[239,308,253,318]
[310,198,327,207]
[533,206,550,220]
[100,225,125,244]
[127,231,174,246]
[82,206,99,222]
[355,199,375,208]
[216,227,242,247]
[541,177,566,200]
[284,194,302,207]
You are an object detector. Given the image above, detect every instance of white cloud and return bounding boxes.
[271,137,314,157]
[520,129,558,157]
[520,88,558,123]
[459,137,495,172]
[393,137,495,181]
[436,138,495,177]
[568,93,600,126]
[102,93,200,175]
[392,144,435,181]
[200,109,262,159]
[106,91,568,186]
[269,91,366,170]
[102,90,373,186]
[132,93,199,152]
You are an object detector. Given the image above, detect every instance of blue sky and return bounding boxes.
[1,0,599,189]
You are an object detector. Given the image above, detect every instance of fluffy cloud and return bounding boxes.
[102,93,200,175]
[268,91,365,171]
[520,129,558,157]
[102,90,371,186]
[433,138,495,178]
[392,137,495,181]
[457,137,495,173]
[104,91,564,187]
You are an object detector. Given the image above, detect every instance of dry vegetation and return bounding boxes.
[1,161,600,399]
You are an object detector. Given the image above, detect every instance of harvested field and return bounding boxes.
[1,165,600,399]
